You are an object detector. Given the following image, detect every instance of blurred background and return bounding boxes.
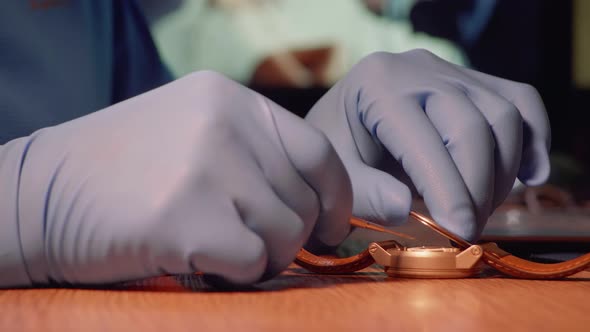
[138,0,590,200]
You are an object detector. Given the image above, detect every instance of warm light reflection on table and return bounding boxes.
[1,266,589,332]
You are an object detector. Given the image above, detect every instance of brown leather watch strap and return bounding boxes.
[295,240,403,274]
[294,211,590,279]
[408,211,590,279]
[479,243,590,279]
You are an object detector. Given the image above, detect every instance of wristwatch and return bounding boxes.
[294,211,590,279]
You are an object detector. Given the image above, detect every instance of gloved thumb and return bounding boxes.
[348,163,412,226]
[518,140,551,186]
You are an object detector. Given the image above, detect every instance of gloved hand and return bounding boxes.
[0,71,351,287]
[305,50,551,241]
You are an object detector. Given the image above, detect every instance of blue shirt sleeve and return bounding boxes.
[111,0,173,104]
[0,0,172,145]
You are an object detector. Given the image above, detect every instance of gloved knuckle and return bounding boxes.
[402,48,442,64]
[492,100,522,127]
[185,70,258,122]
[312,130,336,159]
[283,216,306,245]
[459,113,488,133]
[291,124,336,165]
[355,51,395,72]
[363,51,394,62]
[301,133,342,175]
[236,236,267,268]
[185,70,241,103]
[407,48,436,58]
[513,82,542,100]
[200,107,233,132]
[186,235,266,280]
[185,70,232,86]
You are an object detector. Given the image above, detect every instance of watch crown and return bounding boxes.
[369,244,378,254]
[471,246,482,256]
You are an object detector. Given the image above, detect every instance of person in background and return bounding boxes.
[146,0,466,87]
[0,0,549,288]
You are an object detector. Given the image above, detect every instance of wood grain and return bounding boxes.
[1,267,589,332]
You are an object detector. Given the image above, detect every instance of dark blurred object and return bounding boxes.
[136,0,185,24]
[409,0,476,44]
[481,184,590,259]
[410,1,581,169]
[249,86,329,118]
[410,0,562,84]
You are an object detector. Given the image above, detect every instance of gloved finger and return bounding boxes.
[461,68,551,185]
[360,96,477,240]
[465,85,524,209]
[424,91,495,231]
[304,81,385,166]
[236,175,307,280]
[347,161,412,226]
[270,102,353,247]
[150,194,268,285]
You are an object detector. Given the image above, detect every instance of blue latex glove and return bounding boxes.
[0,71,352,287]
[305,50,551,241]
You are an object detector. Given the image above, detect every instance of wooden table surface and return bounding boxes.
[1,266,589,332]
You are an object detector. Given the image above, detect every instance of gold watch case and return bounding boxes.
[368,242,484,278]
